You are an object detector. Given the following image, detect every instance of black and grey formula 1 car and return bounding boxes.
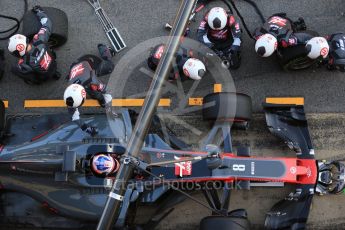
[0,92,344,230]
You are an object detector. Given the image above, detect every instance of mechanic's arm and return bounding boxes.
[32,6,52,43]
[197,20,213,48]
[69,108,98,136]
[229,16,242,51]
[90,71,106,93]
[280,33,307,48]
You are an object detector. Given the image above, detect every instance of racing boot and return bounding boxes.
[293,17,307,31]
[98,43,115,61]
[53,71,61,80]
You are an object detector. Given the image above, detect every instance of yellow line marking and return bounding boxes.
[24,99,171,108]
[189,98,203,106]
[214,84,222,93]
[112,99,171,107]
[266,97,304,105]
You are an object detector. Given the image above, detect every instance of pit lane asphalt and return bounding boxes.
[0,0,345,229]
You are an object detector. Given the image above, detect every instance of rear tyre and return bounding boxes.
[202,92,252,122]
[22,7,68,48]
[277,30,319,71]
[200,216,250,230]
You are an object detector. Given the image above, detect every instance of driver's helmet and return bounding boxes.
[64,84,86,108]
[8,34,28,58]
[183,58,206,80]
[306,37,329,59]
[255,34,278,57]
[207,7,228,30]
[148,44,165,71]
[91,154,117,175]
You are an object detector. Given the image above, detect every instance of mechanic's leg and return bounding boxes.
[11,67,41,84]
[77,54,102,70]
[79,50,115,77]
[98,44,115,61]
[96,44,116,76]
[95,60,115,76]
[48,60,61,80]
[223,47,241,70]
[219,38,241,70]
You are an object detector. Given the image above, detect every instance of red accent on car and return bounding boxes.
[42,201,59,214]
[175,160,192,177]
[296,159,318,185]
[31,130,50,141]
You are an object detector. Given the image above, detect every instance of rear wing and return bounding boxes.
[263,97,314,159]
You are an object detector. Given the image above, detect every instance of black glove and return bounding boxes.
[214,49,224,57]
[32,5,44,14]
[85,126,98,137]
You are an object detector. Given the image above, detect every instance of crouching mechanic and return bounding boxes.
[63,44,117,136]
[326,33,345,72]
[197,7,242,69]
[148,44,206,81]
[8,6,60,84]
[254,13,329,60]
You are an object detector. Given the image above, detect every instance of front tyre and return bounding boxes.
[22,7,68,48]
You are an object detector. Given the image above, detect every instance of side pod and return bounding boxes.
[263,98,314,159]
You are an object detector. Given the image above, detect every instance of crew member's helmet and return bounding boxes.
[8,34,28,57]
[255,34,278,57]
[207,7,228,30]
[306,37,329,59]
[91,154,118,176]
[64,84,86,108]
[183,58,206,80]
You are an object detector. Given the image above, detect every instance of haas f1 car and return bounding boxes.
[0,93,344,230]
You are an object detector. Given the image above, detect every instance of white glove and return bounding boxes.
[72,109,80,121]
[103,94,113,105]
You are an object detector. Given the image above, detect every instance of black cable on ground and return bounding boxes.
[242,0,265,24]
[221,0,234,14]
[227,0,256,40]
[0,0,28,40]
